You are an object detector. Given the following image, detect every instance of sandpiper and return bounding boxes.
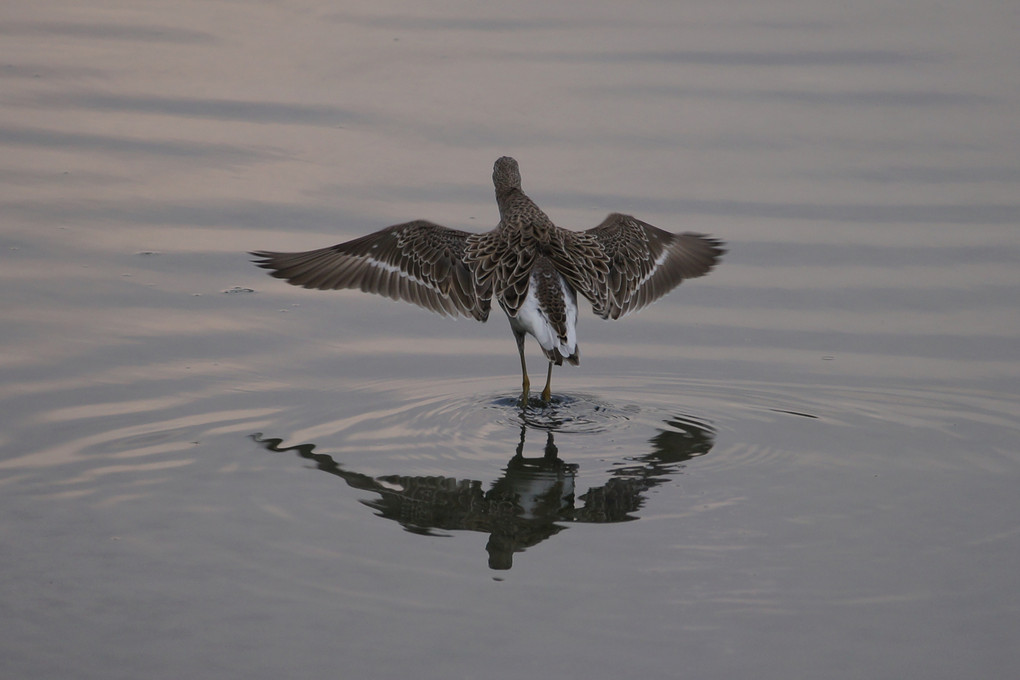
[252,157,724,404]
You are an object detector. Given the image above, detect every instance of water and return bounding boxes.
[3,1,1020,678]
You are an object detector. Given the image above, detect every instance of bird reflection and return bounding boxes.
[252,416,713,570]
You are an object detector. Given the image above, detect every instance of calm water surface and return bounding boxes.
[2,1,1019,678]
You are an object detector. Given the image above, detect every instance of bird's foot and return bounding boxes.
[518,391,555,410]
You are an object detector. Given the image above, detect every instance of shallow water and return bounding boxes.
[3,1,1020,678]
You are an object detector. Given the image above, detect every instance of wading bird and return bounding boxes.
[252,157,724,404]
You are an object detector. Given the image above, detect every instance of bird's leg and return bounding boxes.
[540,361,553,403]
[515,331,530,405]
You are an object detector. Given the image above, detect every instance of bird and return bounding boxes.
[251,156,724,405]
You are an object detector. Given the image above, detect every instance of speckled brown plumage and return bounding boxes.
[250,219,490,321]
[251,156,725,403]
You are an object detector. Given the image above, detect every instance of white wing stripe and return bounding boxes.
[635,248,669,290]
[361,254,443,294]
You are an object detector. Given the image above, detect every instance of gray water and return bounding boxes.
[3,1,1019,678]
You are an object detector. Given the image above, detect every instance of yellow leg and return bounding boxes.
[515,332,530,405]
[540,361,553,402]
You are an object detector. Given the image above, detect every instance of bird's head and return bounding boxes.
[492,156,522,194]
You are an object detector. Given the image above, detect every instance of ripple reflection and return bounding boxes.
[253,412,714,570]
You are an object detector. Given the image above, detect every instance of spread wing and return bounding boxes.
[583,213,725,320]
[251,220,491,321]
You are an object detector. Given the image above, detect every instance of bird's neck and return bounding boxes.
[494,186,521,214]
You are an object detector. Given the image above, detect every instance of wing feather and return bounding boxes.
[251,220,491,321]
[583,213,725,319]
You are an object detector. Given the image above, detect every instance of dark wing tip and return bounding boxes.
[672,233,726,279]
[249,250,280,269]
